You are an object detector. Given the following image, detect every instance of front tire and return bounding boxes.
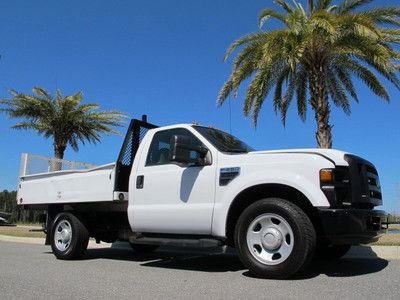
[51,213,89,260]
[235,198,316,279]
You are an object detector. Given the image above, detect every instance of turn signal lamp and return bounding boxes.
[320,169,334,183]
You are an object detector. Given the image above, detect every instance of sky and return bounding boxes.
[0,0,399,212]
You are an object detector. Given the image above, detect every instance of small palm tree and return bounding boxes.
[218,0,400,148]
[0,87,126,159]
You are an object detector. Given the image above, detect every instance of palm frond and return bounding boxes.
[308,0,315,13]
[274,0,294,13]
[223,33,267,61]
[279,71,299,125]
[259,8,287,28]
[245,60,286,125]
[338,57,390,100]
[32,87,52,100]
[337,0,373,14]
[361,7,400,26]
[296,67,308,121]
[315,0,333,10]
[334,65,359,102]
[326,67,351,114]
[273,66,291,113]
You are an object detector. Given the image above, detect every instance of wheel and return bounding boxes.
[51,213,89,260]
[235,198,316,279]
[129,243,159,254]
[315,244,351,261]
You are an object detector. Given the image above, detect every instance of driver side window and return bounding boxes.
[146,128,204,166]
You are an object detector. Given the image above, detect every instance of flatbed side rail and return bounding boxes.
[19,153,98,177]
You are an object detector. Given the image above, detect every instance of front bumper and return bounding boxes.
[317,208,386,245]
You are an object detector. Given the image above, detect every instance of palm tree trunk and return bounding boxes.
[52,142,66,171]
[54,145,66,159]
[309,68,332,149]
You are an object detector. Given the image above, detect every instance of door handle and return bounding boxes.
[136,175,144,189]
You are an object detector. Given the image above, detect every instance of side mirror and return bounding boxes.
[170,135,208,165]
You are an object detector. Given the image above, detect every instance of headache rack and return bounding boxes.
[114,115,158,195]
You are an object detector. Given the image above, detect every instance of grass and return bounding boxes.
[389,224,400,230]
[16,222,42,227]
[370,224,400,246]
[372,234,400,246]
[0,225,45,238]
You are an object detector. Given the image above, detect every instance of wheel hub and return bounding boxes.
[246,213,294,265]
[60,229,71,243]
[54,220,72,252]
[261,227,283,251]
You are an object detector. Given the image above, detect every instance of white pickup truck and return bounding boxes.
[17,116,386,279]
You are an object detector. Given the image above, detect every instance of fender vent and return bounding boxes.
[220,167,241,186]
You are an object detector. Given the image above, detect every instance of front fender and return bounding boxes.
[211,169,330,237]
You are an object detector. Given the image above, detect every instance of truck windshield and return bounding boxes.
[193,126,254,153]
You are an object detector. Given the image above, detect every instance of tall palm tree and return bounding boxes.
[218,0,400,148]
[0,87,126,159]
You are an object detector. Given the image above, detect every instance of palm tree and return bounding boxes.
[0,87,126,159]
[218,0,400,148]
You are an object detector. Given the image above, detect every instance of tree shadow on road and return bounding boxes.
[79,245,389,278]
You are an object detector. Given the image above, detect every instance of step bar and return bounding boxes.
[129,235,223,248]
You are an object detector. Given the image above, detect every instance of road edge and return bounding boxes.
[0,234,112,249]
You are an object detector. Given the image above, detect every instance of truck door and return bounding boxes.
[131,128,216,234]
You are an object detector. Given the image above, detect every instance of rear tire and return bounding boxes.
[51,213,89,260]
[235,198,316,279]
[129,243,159,253]
[315,244,351,261]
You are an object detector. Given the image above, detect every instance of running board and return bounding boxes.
[129,236,223,248]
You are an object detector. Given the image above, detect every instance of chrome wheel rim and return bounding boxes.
[54,220,72,252]
[246,213,294,265]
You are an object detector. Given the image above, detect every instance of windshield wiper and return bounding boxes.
[225,149,248,153]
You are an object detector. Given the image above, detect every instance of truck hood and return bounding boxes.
[248,148,350,166]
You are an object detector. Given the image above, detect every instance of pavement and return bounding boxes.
[0,241,399,300]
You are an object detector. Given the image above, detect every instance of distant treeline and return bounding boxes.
[0,190,44,223]
[387,214,400,224]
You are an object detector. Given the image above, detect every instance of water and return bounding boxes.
[388,229,400,234]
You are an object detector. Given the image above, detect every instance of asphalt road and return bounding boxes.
[0,241,399,300]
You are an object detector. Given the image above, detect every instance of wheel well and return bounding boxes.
[225,184,322,246]
[45,204,129,244]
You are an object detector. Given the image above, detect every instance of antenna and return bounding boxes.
[229,98,232,134]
